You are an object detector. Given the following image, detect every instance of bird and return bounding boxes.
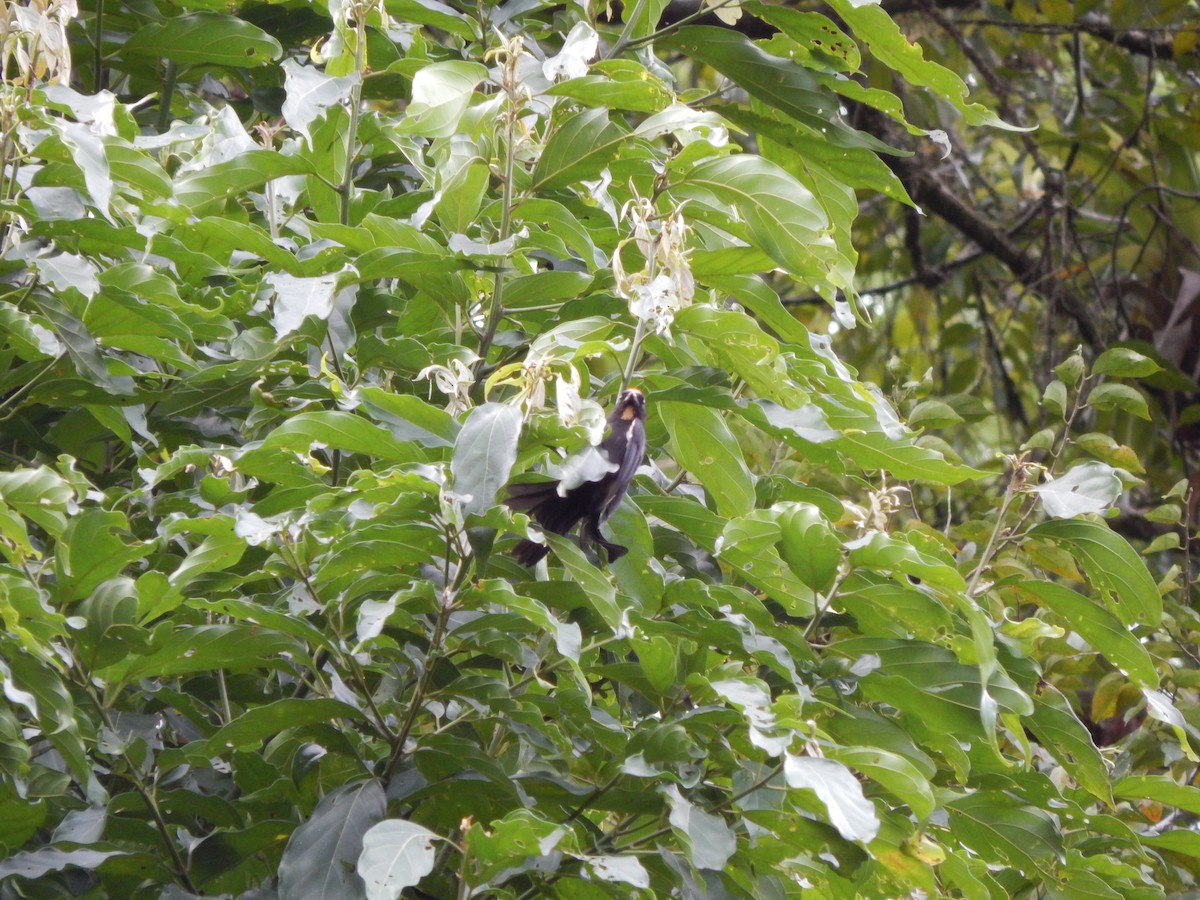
[506,387,647,566]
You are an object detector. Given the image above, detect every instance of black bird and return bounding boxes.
[506,388,647,566]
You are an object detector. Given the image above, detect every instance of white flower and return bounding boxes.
[417,357,476,414]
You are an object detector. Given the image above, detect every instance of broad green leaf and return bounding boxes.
[704,274,812,346]
[659,401,755,518]
[777,502,841,592]
[169,524,246,589]
[199,699,363,757]
[0,466,74,537]
[359,388,459,447]
[744,4,859,71]
[532,107,628,191]
[189,217,302,274]
[944,792,1062,876]
[1029,518,1162,627]
[1086,383,1151,420]
[675,306,806,405]
[542,532,621,630]
[281,59,360,140]
[847,532,966,592]
[174,151,313,210]
[1093,347,1162,379]
[664,783,737,870]
[1031,461,1122,518]
[672,155,843,294]
[1019,581,1158,688]
[54,510,152,603]
[278,780,386,900]
[0,848,131,881]
[356,820,440,899]
[635,495,725,549]
[0,305,62,362]
[503,271,593,310]
[824,0,1020,129]
[103,625,298,683]
[824,746,935,821]
[720,103,915,208]
[451,403,521,516]
[242,411,419,468]
[545,71,673,113]
[379,0,475,39]
[122,13,280,67]
[783,755,880,842]
[1024,684,1113,803]
[465,810,570,885]
[396,61,488,139]
[1114,775,1200,816]
[661,27,894,153]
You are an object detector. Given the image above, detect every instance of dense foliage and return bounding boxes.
[1,0,1198,897]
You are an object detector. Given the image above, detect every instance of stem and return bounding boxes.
[156,60,176,134]
[384,589,454,780]
[605,0,649,59]
[965,472,1020,598]
[473,73,518,376]
[73,663,198,893]
[93,0,106,92]
[337,0,368,227]
[620,312,647,392]
[803,567,849,641]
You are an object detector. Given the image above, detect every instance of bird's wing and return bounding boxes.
[601,416,645,520]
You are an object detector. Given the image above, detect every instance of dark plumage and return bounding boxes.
[506,388,647,565]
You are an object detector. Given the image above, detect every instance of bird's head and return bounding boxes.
[616,387,645,421]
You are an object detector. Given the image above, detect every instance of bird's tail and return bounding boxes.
[506,479,567,566]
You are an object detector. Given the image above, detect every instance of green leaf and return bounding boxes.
[174,151,313,211]
[1031,461,1122,518]
[1086,383,1151,420]
[532,107,628,191]
[1028,519,1162,627]
[661,27,894,153]
[278,780,386,900]
[824,746,935,821]
[0,466,74,537]
[122,13,281,67]
[198,699,363,757]
[104,625,298,683]
[673,155,844,292]
[908,399,964,429]
[1019,580,1158,688]
[783,755,880,842]
[0,848,131,881]
[847,532,966,592]
[744,4,859,71]
[54,510,152,603]
[1113,775,1200,816]
[396,61,488,139]
[545,70,673,113]
[356,820,440,898]
[675,306,806,405]
[242,411,419,467]
[777,502,841,593]
[451,403,521,516]
[1024,684,1113,803]
[503,271,594,310]
[823,0,1021,130]
[659,401,756,518]
[359,388,460,447]
[664,783,737,869]
[944,792,1062,876]
[1092,347,1162,378]
[542,532,621,630]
